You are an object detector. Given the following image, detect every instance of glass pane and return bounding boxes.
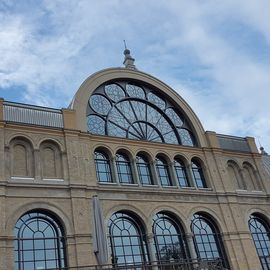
[109,213,148,266]
[87,115,105,135]
[105,84,125,102]
[14,212,66,270]
[153,213,186,262]
[90,94,111,115]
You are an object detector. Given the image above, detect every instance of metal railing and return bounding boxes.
[217,134,250,152]
[44,259,225,270]
[3,101,63,128]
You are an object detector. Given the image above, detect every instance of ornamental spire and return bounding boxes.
[260,146,268,155]
[123,40,136,70]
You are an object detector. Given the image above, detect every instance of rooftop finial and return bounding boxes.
[260,146,268,155]
[123,41,136,70]
[123,40,127,50]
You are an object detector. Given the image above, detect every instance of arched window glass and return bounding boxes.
[152,212,189,262]
[14,211,66,270]
[87,81,197,146]
[174,159,190,187]
[156,157,172,186]
[136,155,153,185]
[249,214,270,270]
[191,160,207,188]
[108,212,149,266]
[116,153,134,184]
[191,213,229,268]
[94,151,112,183]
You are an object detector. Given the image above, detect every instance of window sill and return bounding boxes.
[11,176,34,181]
[141,184,159,188]
[98,181,118,185]
[180,186,196,190]
[43,178,64,182]
[121,183,139,186]
[161,185,178,188]
[236,189,263,193]
[198,187,213,191]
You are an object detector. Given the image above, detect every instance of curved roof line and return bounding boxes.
[71,67,207,147]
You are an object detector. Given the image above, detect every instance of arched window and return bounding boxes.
[108,212,149,266]
[174,159,190,187]
[116,153,134,184]
[136,154,153,185]
[249,214,270,270]
[14,211,66,270]
[191,160,207,188]
[94,150,112,183]
[152,212,189,262]
[87,81,196,146]
[191,213,229,268]
[156,157,172,186]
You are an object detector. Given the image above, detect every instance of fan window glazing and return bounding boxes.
[249,215,270,270]
[191,161,207,188]
[14,211,66,270]
[108,212,149,266]
[116,153,134,184]
[152,212,188,262]
[156,157,172,187]
[87,81,196,146]
[94,151,112,183]
[136,155,153,185]
[174,159,190,187]
[191,214,229,268]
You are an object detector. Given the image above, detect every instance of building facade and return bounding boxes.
[0,52,270,270]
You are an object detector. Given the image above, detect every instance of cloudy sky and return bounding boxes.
[1,0,270,151]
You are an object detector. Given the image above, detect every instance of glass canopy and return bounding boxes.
[86,81,196,146]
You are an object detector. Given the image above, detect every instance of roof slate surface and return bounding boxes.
[262,154,270,180]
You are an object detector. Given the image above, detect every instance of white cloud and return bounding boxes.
[0,0,270,150]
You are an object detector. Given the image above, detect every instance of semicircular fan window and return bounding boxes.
[86,81,196,146]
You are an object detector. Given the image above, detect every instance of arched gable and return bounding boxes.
[71,68,206,147]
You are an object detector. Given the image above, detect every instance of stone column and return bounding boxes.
[147,233,158,269]
[131,157,141,185]
[61,151,68,180]
[187,163,196,188]
[111,157,120,184]
[186,233,198,262]
[169,161,179,187]
[34,149,41,180]
[151,160,161,187]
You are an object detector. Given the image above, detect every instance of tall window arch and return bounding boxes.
[174,158,190,187]
[14,211,66,270]
[10,137,34,178]
[191,213,229,268]
[156,156,172,186]
[40,141,63,179]
[249,214,270,270]
[116,153,134,184]
[227,161,245,190]
[94,150,112,183]
[191,160,207,188]
[136,154,153,185]
[108,212,149,266]
[243,162,260,191]
[152,212,189,262]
